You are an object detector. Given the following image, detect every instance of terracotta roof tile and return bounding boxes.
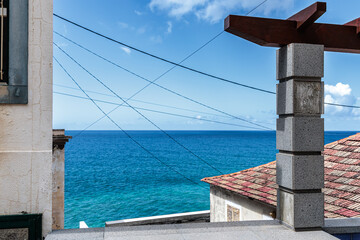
[202,132,360,219]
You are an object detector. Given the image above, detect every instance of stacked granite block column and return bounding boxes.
[276,43,325,230]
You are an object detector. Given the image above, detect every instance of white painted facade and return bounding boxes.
[210,185,276,222]
[0,0,53,236]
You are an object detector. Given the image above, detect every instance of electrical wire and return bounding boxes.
[54,1,360,110]
[325,102,360,109]
[54,56,207,190]
[53,14,275,94]
[246,0,268,15]
[54,91,266,130]
[52,30,232,138]
[53,36,273,131]
[55,32,360,110]
[53,0,270,137]
[54,83,275,125]
[55,43,225,175]
[54,0,272,136]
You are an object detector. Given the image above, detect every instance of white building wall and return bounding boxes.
[210,185,276,222]
[0,0,53,236]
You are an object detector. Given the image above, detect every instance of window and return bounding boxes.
[0,0,9,83]
[227,205,240,222]
[0,0,28,104]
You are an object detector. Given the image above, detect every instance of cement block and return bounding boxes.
[276,153,324,190]
[277,80,324,115]
[324,218,360,234]
[277,43,324,80]
[276,117,324,152]
[277,190,324,229]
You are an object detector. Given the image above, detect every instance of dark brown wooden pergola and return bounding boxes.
[225,2,360,53]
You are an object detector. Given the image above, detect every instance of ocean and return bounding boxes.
[64,130,357,229]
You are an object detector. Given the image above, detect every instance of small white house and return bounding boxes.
[202,133,360,222]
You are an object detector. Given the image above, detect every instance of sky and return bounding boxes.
[53,0,360,131]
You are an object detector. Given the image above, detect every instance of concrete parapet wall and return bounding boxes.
[106,210,210,227]
[323,218,360,234]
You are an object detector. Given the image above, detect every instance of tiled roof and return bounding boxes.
[202,132,360,219]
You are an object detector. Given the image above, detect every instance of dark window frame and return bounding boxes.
[0,0,9,84]
[0,0,28,104]
[0,214,42,240]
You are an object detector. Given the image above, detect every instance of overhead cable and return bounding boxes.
[54,91,266,130]
[53,14,275,94]
[54,83,234,119]
[54,42,225,175]
[325,102,360,109]
[54,83,274,125]
[55,32,360,111]
[53,36,273,131]
[53,29,230,137]
[54,0,270,137]
[54,56,207,190]
[54,0,272,138]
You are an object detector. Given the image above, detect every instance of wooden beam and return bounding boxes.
[345,17,360,35]
[288,2,326,30]
[224,15,360,53]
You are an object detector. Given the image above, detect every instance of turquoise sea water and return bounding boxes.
[64,130,357,229]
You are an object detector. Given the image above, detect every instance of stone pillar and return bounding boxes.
[52,129,71,230]
[276,43,324,230]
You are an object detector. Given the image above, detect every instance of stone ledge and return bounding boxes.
[46,220,337,240]
[323,218,360,234]
[105,210,210,227]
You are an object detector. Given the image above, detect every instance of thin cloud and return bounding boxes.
[134,10,143,15]
[118,22,129,29]
[166,21,173,34]
[150,35,163,43]
[324,83,358,116]
[121,46,131,55]
[149,0,294,23]
[137,27,146,34]
[325,82,352,96]
[149,0,207,18]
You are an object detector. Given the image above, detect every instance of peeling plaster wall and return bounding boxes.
[210,185,275,222]
[0,0,53,236]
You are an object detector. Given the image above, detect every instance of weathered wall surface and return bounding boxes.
[52,146,64,230]
[0,0,53,236]
[52,129,71,230]
[210,185,275,222]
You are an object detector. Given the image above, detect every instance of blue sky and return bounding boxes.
[53,0,360,131]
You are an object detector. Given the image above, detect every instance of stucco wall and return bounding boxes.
[210,185,276,222]
[0,0,53,236]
